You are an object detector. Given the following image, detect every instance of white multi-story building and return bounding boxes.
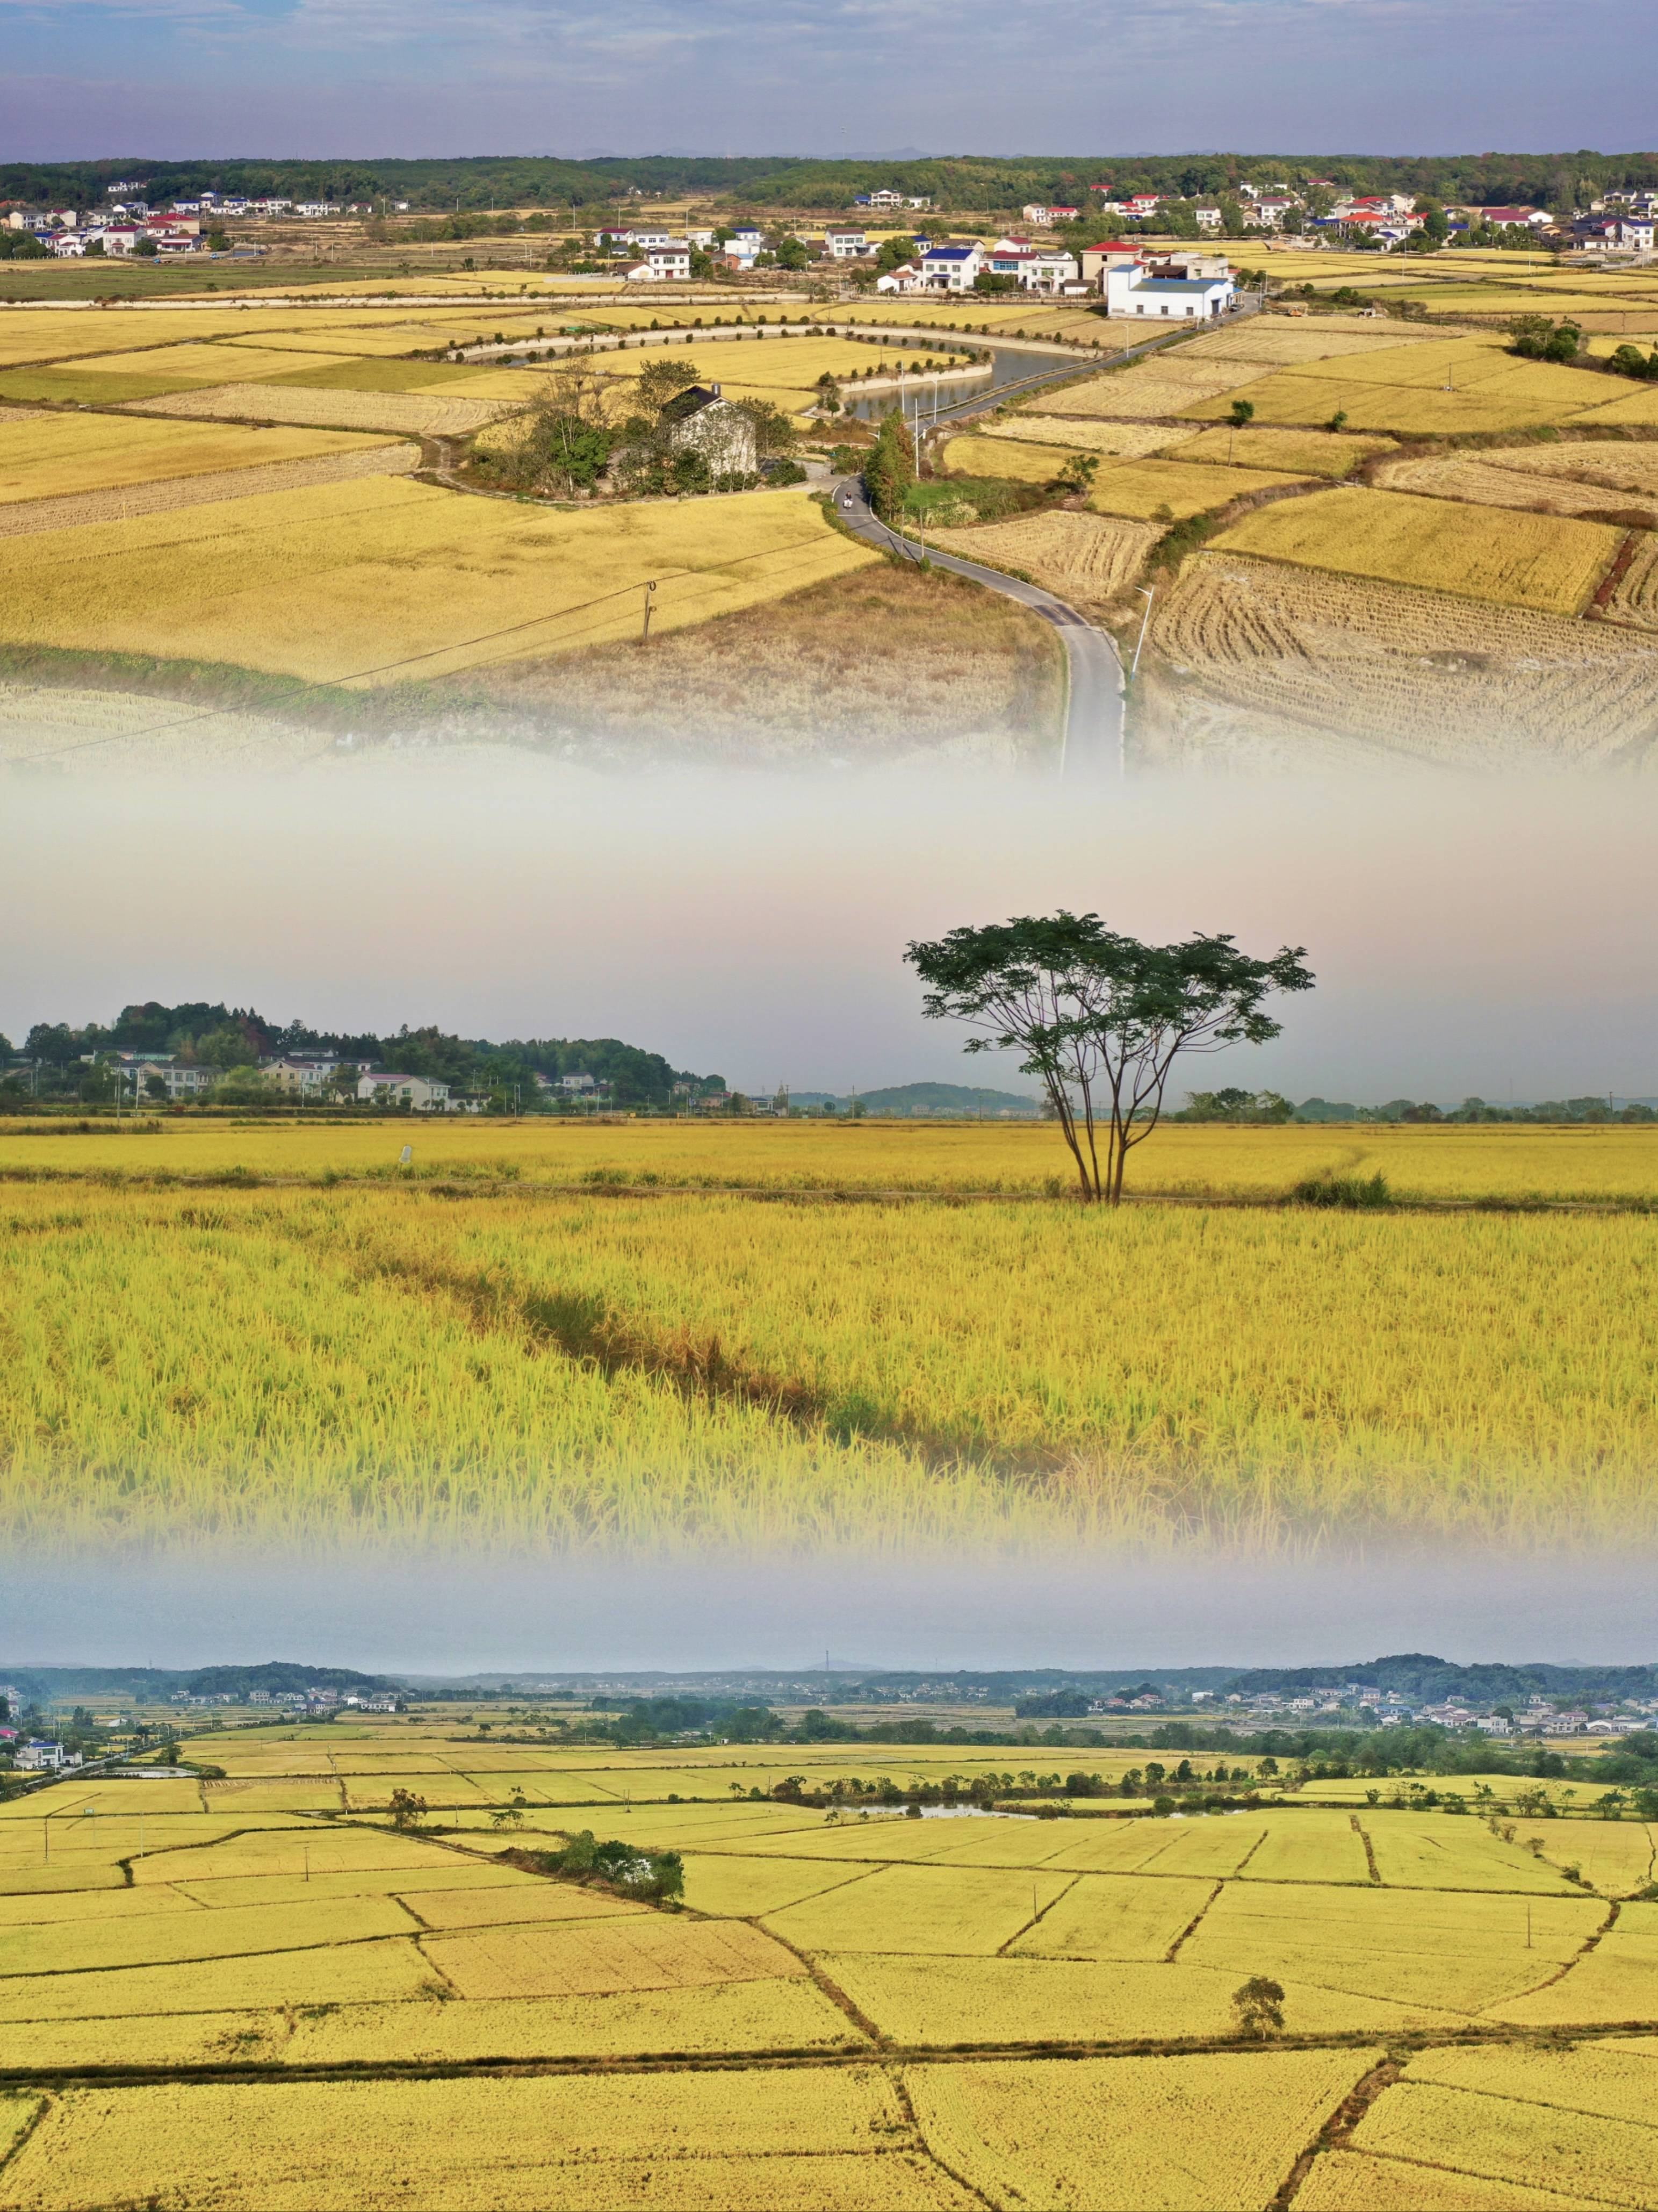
[357,1071,452,1111]
[823,228,868,260]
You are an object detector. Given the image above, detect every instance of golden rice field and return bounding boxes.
[1166,425,1390,477]
[1,1725,1653,2210]
[0,411,401,502]
[0,475,875,684]
[943,436,1305,520]
[981,414,1178,457]
[1210,486,1624,614]
[4,1121,1658,1550]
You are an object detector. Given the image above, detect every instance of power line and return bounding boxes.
[26,529,841,763]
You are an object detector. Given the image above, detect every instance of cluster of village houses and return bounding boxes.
[9,175,1654,265]
[82,1048,602,1112]
[596,220,1241,317]
[4,187,409,255]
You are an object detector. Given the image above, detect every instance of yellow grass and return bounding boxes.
[1210,485,1621,613]
[906,2048,1378,2212]
[424,1915,801,1999]
[1167,425,1390,476]
[0,476,876,683]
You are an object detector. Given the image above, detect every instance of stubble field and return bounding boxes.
[0,1720,1653,2209]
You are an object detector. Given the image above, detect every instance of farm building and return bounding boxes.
[660,384,760,476]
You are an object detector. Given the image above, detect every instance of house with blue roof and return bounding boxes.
[919,240,985,291]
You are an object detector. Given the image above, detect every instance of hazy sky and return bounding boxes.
[4,1544,1654,1670]
[5,769,1658,1104]
[0,1,1647,163]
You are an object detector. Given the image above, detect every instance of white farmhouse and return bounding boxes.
[357,1071,452,1111]
[919,241,983,291]
[1104,264,1235,320]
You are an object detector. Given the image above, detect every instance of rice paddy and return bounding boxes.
[4,1119,1658,1553]
[1,1725,1652,2209]
[0,475,875,684]
[1210,486,1624,615]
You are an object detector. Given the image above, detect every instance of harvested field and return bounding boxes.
[1167,425,1391,476]
[1465,441,1658,498]
[1602,533,1658,631]
[1373,449,1658,523]
[1037,361,1272,420]
[983,415,1177,457]
[923,510,1158,606]
[1142,550,1658,770]
[124,383,511,435]
[1211,486,1622,614]
[1181,319,1465,365]
[0,443,417,541]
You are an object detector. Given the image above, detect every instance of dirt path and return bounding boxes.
[0,441,417,538]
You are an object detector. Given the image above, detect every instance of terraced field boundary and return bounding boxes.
[3,2017,1655,2092]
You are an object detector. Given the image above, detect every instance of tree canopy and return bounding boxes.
[905,914,1314,1201]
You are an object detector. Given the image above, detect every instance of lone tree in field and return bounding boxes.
[1232,1976,1286,2038]
[905,914,1313,1203]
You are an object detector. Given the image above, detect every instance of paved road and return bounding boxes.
[832,477,1124,778]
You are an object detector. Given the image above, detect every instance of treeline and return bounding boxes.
[1229,1655,1658,1704]
[4,151,1658,218]
[6,999,722,1111]
[1180,1089,1654,1125]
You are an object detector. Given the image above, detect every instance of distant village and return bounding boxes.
[6,171,1654,268]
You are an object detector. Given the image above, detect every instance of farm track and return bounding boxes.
[0,442,417,537]
[3,2016,1655,2094]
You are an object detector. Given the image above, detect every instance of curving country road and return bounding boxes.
[832,476,1124,778]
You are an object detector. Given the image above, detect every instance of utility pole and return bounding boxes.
[640,579,657,643]
[1131,585,1155,679]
